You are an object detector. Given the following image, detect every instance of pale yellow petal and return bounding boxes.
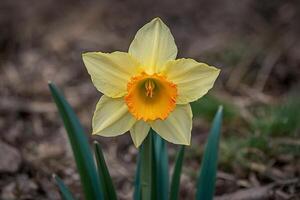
[151,104,192,145]
[129,18,177,74]
[92,95,136,136]
[130,121,150,147]
[162,58,220,104]
[82,51,140,98]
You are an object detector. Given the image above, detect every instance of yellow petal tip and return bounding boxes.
[133,143,141,148]
[152,17,162,22]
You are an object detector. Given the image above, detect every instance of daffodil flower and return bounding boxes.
[82,18,220,147]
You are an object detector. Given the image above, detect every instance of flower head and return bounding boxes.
[82,18,220,147]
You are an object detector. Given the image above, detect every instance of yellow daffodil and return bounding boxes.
[82,18,220,147]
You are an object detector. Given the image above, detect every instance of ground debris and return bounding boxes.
[0,140,21,173]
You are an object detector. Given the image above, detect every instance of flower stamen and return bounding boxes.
[145,79,155,98]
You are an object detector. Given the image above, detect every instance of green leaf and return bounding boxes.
[49,83,103,200]
[53,174,75,200]
[133,149,142,200]
[153,132,169,200]
[94,142,117,200]
[140,130,156,200]
[196,106,223,200]
[169,146,185,200]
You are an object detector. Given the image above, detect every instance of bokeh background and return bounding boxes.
[0,0,299,199]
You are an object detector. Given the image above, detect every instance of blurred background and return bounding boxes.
[0,0,299,199]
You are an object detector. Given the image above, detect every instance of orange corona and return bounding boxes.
[125,72,177,121]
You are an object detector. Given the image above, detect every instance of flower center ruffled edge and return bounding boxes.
[125,72,177,121]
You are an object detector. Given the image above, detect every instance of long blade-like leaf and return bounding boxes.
[153,132,169,200]
[49,83,103,200]
[196,106,223,200]
[53,174,75,200]
[169,146,185,200]
[133,148,142,200]
[94,142,117,200]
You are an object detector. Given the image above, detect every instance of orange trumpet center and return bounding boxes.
[125,72,177,121]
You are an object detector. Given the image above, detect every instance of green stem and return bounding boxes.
[140,130,155,200]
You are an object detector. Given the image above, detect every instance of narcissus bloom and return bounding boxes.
[82,18,220,147]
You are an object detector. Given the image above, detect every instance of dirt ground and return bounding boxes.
[0,0,299,199]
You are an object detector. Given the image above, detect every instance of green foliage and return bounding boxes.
[53,175,75,200]
[153,132,169,200]
[220,97,300,170]
[252,97,300,137]
[134,132,171,200]
[133,150,141,200]
[216,96,300,173]
[94,142,117,200]
[196,106,223,200]
[49,83,103,200]
[50,83,223,200]
[169,146,185,200]
[140,132,156,200]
